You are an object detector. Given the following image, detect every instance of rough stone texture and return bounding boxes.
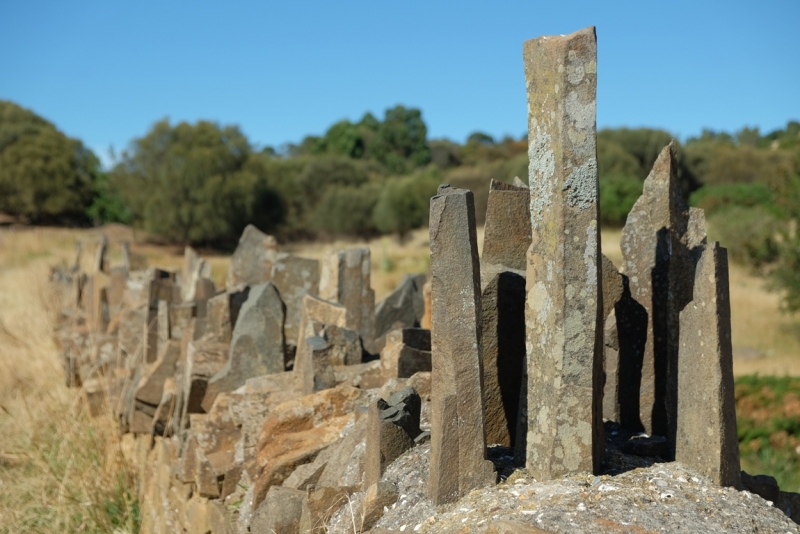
[322,324,363,366]
[481,179,532,288]
[317,412,369,489]
[181,246,213,303]
[205,288,249,345]
[204,282,285,409]
[225,224,277,290]
[675,243,741,488]
[299,486,354,534]
[619,141,707,448]
[481,271,526,448]
[85,272,111,333]
[294,294,348,395]
[523,26,603,479]
[428,185,496,504]
[250,486,305,534]
[144,270,178,363]
[271,252,320,348]
[320,247,375,347]
[421,280,431,330]
[380,328,432,380]
[136,339,181,407]
[118,303,146,364]
[372,273,427,352]
[365,387,422,489]
[252,385,364,508]
[333,360,384,390]
[599,255,626,424]
[180,335,229,428]
[308,335,337,393]
[94,234,108,273]
[361,481,400,531]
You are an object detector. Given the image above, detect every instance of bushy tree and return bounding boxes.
[371,105,431,173]
[311,184,380,237]
[599,173,644,226]
[111,119,284,245]
[373,168,439,237]
[0,100,99,223]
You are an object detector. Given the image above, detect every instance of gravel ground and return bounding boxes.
[327,423,800,534]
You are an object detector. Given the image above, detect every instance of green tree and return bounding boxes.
[371,105,431,173]
[310,184,380,237]
[373,168,439,237]
[0,100,99,223]
[111,119,283,245]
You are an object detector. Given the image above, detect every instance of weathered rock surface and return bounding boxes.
[676,243,741,488]
[619,141,706,447]
[481,179,531,288]
[271,252,320,348]
[482,271,526,448]
[225,224,277,289]
[523,26,603,479]
[428,185,496,504]
[320,247,375,347]
[203,282,285,408]
[372,273,427,352]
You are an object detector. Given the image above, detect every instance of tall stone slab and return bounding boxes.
[482,271,526,448]
[319,248,375,346]
[619,141,704,447]
[271,253,320,350]
[523,26,603,478]
[204,282,285,409]
[94,234,108,273]
[225,224,278,290]
[428,185,495,505]
[205,288,250,345]
[144,269,177,363]
[372,273,426,353]
[481,179,532,288]
[676,243,741,488]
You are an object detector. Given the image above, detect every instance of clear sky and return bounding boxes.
[1,1,798,167]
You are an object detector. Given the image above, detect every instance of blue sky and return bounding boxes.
[1,1,797,167]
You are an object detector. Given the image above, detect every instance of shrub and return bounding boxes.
[707,205,782,268]
[311,184,380,238]
[599,173,643,227]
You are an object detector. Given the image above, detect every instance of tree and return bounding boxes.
[371,105,431,173]
[0,100,99,223]
[373,168,439,238]
[111,119,283,245]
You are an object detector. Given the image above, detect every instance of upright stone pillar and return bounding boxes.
[619,142,705,449]
[428,185,495,505]
[319,248,375,345]
[481,179,531,288]
[523,26,603,479]
[94,234,108,273]
[676,243,741,488]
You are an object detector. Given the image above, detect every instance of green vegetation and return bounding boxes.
[0,101,100,224]
[2,98,800,308]
[736,375,800,492]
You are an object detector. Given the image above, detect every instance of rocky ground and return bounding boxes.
[328,425,800,534]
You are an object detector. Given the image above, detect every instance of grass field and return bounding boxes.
[1,224,799,532]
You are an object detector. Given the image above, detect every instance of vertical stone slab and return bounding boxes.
[481,271,526,448]
[600,254,625,423]
[293,294,348,395]
[120,241,130,275]
[271,253,320,349]
[319,248,375,346]
[619,141,701,446]
[372,273,427,353]
[94,234,108,273]
[205,288,250,345]
[144,269,177,363]
[203,282,286,408]
[481,179,532,288]
[676,243,741,488]
[523,26,603,479]
[428,185,495,505]
[226,224,278,290]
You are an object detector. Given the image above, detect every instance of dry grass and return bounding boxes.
[0,227,139,533]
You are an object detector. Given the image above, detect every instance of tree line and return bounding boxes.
[2,99,800,308]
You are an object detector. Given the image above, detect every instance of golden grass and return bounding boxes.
[0,227,139,533]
